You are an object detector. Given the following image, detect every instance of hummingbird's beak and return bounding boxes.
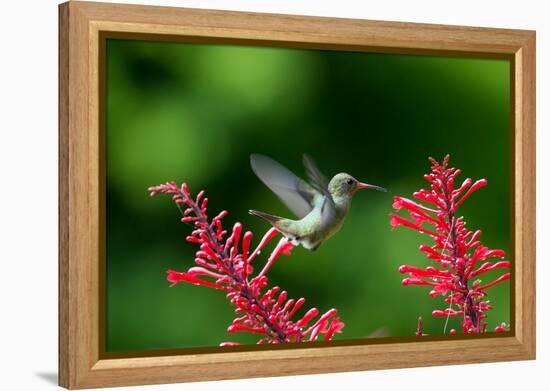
[356,182,387,192]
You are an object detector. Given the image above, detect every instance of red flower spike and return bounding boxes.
[149,182,344,344]
[391,155,510,335]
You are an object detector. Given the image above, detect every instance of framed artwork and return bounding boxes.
[59,1,536,389]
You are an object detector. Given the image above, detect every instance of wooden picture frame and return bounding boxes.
[59,1,536,388]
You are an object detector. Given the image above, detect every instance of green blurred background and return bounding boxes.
[106,39,511,352]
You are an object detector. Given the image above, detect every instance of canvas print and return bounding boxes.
[105,39,511,352]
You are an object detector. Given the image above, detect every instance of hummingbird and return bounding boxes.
[249,153,387,251]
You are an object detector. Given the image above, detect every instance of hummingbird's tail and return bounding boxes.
[249,209,284,225]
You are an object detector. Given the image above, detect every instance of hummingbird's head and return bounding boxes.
[329,173,387,200]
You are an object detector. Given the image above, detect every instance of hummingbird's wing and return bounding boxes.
[250,154,321,219]
[302,154,337,227]
[319,194,337,227]
[302,154,329,193]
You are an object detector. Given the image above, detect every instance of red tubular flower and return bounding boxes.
[390,156,510,335]
[148,182,344,345]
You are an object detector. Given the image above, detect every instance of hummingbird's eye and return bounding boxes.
[346,178,354,186]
